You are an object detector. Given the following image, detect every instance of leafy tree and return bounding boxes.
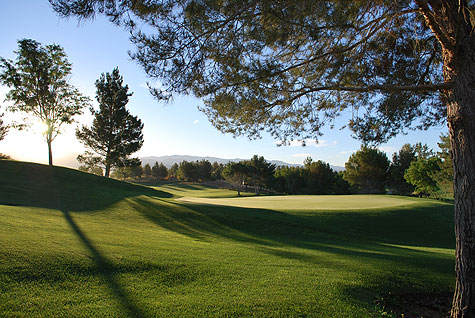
[50,1,475,314]
[152,161,168,179]
[389,144,417,195]
[247,155,275,195]
[304,157,337,195]
[0,39,89,166]
[0,110,9,142]
[110,158,143,180]
[432,134,454,199]
[76,68,144,177]
[222,162,249,196]
[111,166,130,180]
[274,161,349,195]
[177,160,196,182]
[413,142,434,159]
[274,166,306,195]
[143,163,152,177]
[211,162,224,180]
[344,147,389,194]
[151,161,160,178]
[405,157,441,196]
[129,163,143,179]
[176,160,213,182]
[333,171,350,195]
[196,159,212,181]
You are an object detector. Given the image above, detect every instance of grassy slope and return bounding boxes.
[0,161,455,318]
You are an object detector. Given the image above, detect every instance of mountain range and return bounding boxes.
[140,155,345,172]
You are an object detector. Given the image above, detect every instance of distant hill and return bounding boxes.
[141,155,345,171]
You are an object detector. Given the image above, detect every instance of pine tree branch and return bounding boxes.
[415,0,456,51]
[301,82,453,94]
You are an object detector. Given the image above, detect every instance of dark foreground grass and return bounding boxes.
[0,161,455,317]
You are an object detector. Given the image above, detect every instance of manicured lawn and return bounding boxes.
[177,194,424,210]
[0,161,455,317]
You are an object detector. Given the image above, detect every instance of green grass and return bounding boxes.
[0,160,455,317]
[177,194,425,210]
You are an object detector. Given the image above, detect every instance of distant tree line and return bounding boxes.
[400,134,453,199]
[342,134,453,199]
[222,155,276,195]
[110,159,224,182]
[108,133,453,199]
[274,158,349,195]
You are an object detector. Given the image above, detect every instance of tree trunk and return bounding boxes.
[105,163,111,178]
[47,137,53,166]
[104,147,111,177]
[444,43,475,318]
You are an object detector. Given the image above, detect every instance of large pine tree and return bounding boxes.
[76,67,144,177]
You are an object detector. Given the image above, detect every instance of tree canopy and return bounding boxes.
[388,142,434,195]
[222,161,249,196]
[344,146,390,194]
[76,67,144,177]
[50,0,450,145]
[0,39,90,165]
[404,156,441,195]
[152,161,168,179]
[143,163,152,177]
[274,158,349,195]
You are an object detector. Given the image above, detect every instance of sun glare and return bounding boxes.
[30,120,49,135]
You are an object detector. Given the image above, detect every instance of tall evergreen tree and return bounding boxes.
[168,163,178,178]
[304,157,337,195]
[152,161,168,179]
[143,163,152,177]
[0,39,89,165]
[76,68,144,177]
[152,162,168,179]
[274,166,305,195]
[211,162,224,180]
[247,155,275,195]
[389,144,417,195]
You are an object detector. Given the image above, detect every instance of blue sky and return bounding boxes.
[0,0,448,168]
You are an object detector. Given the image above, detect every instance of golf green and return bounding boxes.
[177,194,421,210]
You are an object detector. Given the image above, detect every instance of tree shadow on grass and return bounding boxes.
[133,195,454,249]
[130,195,455,298]
[127,196,279,247]
[62,210,150,318]
[162,198,455,314]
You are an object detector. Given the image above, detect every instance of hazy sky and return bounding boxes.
[0,0,448,168]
